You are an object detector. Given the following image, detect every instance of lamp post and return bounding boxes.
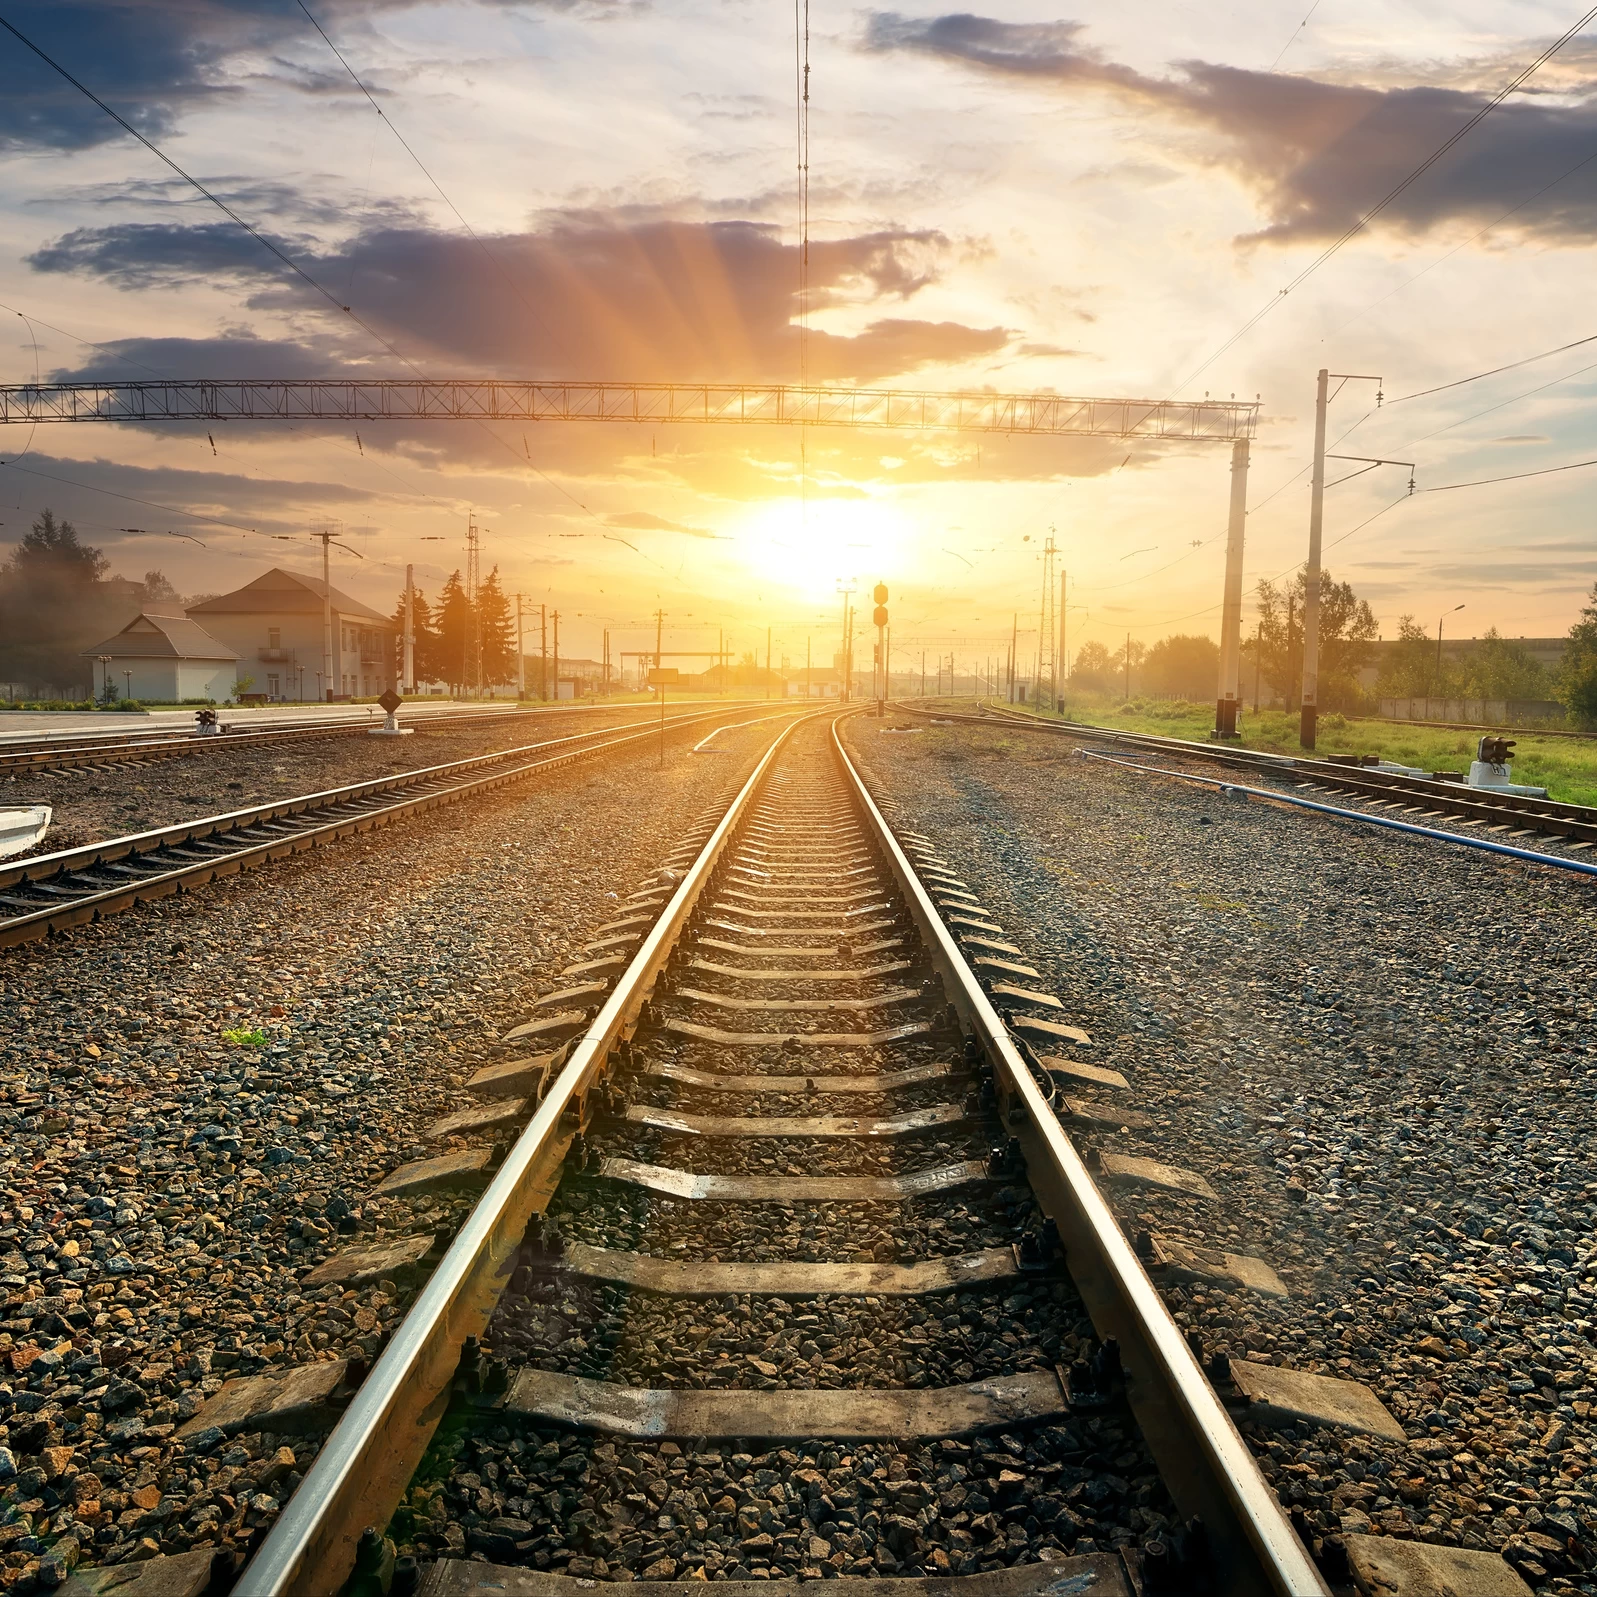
[1435,604,1465,700]
[97,655,112,706]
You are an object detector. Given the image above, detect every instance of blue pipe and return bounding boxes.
[1078,748,1597,882]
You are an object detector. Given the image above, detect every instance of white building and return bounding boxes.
[187,567,396,701]
[82,613,239,703]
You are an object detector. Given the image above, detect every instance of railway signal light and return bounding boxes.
[872,605,888,628]
[873,583,888,604]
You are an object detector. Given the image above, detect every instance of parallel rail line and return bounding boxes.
[0,701,714,777]
[929,701,1597,852]
[0,704,775,949]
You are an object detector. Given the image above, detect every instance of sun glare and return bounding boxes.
[733,498,914,602]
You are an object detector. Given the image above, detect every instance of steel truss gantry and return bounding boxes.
[0,379,1258,442]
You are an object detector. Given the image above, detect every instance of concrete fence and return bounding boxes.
[1378,697,1567,726]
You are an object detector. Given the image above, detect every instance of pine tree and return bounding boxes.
[477,566,516,688]
[435,571,472,695]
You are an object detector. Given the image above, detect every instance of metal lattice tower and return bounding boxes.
[1036,529,1058,709]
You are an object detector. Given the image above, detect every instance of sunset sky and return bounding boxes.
[2,0,1595,675]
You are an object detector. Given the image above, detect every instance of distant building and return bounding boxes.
[187,568,396,701]
[82,613,238,703]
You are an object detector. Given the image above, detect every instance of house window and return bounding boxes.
[267,627,281,649]
[267,674,280,697]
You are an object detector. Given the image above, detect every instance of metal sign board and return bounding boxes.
[646,668,681,686]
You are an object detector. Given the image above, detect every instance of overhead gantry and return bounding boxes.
[0,377,1260,733]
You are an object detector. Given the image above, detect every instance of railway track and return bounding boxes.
[0,702,697,778]
[147,707,1533,1597]
[0,703,784,950]
[922,701,1597,854]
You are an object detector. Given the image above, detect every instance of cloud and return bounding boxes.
[606,511,729,540]
[31,212,1011,383]
[866,12,1597,244]
[1492,434,1550,444]
[0,0,568,153]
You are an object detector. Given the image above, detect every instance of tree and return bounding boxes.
[5,508,108,584]
[0,509,120,695]
[434,571,472,694]
[1141,634,1219,700]
[1070,640,1115,694]
[1375,616,1438,698]
[476,567,516,687]
[1560,580,1597,727]
[140,570,180,606]
[1462,629,1552,701]
[1255,567,1376,710]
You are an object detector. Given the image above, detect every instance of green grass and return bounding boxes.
[221,1027,268,1048]
[986,697,1597,808]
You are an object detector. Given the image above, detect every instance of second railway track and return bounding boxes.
[0,704,788,949]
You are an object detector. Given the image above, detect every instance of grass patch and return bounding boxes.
[221,1027,268,1048]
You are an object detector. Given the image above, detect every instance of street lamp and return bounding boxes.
[97,655,112,706]
[1435,604,1465,698]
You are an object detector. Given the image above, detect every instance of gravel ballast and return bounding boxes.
[0,709,786,1587]
[847,712,1597,1595]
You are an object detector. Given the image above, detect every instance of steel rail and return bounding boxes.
[834,718,1330,1596]
[1081,747,1597,880]
[237,708,824,1595]
[0,704,775,949]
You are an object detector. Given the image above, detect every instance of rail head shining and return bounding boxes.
[831,717,1329,1597]
[238,708,816,1596]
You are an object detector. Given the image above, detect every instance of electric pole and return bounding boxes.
[1057,570,1067,715]
[1037,529,1057,710]
[1301,368,1383,749]
[321,531,334,702]
[514,593,525,700]
[540,604,548,701]
[552,610,560,701]
[766,626,772,699]
[465,515,482,698]
[403,564,415,695]
[1214,439,1251,739]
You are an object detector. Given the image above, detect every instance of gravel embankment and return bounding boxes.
[3,704,704,855]
[0,710,783,1588]
[846,714,1597,1595]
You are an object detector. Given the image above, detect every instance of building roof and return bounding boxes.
[82,612,239,661]
[186,566,391,625]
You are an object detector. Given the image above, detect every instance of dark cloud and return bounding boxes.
[867,12,1597,243]
[0,0,547,152]
[31,213,1011,383]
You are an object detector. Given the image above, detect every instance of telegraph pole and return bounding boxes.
[920,650,925,697]
[321,531,334,702]
[1215,438,1251,739]
[1057,570,1067,714]
[403,564,415,695]
[552,610,560,700]
[465,515,482,698]
[806,635,811,699]
[1009,614,1018,703]
[1037,529,1057,710]
[766,626,772,699]
[514,594,525,700]
[540,604,548,701]
[1301,368,1383,749]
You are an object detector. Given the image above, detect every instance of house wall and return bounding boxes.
[193,609,396,700]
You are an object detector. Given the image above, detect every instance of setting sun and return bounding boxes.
[732,497,915,604]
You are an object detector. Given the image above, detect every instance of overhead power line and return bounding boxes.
[0,12,415,370]
[1388,330,1597,403]
[1168,0,1597,396]
[293,0,555,348]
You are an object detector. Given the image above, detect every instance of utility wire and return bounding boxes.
[1267,0,1322,71]
[0,11,414,371]
[1423,454,1597,492]
[1165,1,1597,397]
[1388,331,1597,403]
[292,0,555,349]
